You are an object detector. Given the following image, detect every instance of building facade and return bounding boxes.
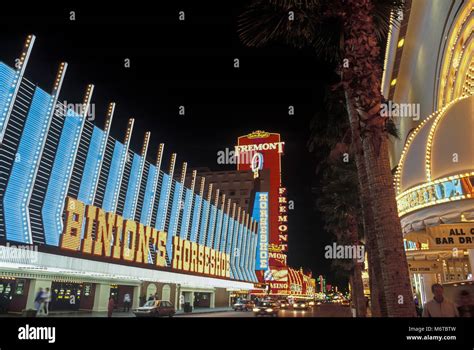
[0,36,258,314]
[383,0,474,306]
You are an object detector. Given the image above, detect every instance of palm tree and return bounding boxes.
[317,159,366,317]
[309,87,385,316]
[239,0,415,316]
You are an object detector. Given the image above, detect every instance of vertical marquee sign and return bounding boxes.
[252,192,269,270]
[236,130,287,279]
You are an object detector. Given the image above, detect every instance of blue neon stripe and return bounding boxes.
[205,204,217,247]
[155,172,169,231]
[102,141,124,213]
[4,87,51,243]
[78,127,104,205]
[189,195,202,242]
[240,227,249,281]
[231,218,240,279]
[179,188,193,239]
[213,208,223,250]
[140,163,156,225]
[0,63,17,133]
[235,223,245,280]
[226,217,234,255]
[245,229,253,281]
[250,234,258,282]
[122,153,141,220]
[168,181,181,237]
[219,213,229,252]
[166,181,182,259]
[42,109,83,246]
[199,200,210,246]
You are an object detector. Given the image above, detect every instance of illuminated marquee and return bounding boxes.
[61,197,167,266]
[235,142,285,155]
[252,192,269,270]
[396,175,474,216]
[237,131,286,271]
[172,236,230,278]
[278,187,288,253]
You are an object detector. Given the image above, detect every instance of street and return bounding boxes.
[177,304,352,318]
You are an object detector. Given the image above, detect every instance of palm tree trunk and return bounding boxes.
[345,90,386,317]
[347,214,367,317]
[361,136,415,316]
[367,247,383,316]
[352,262,367,317]
[340,0,415,317]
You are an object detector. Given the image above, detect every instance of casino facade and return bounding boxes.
[383,0,474,306]
[0,36,261,313]
[0,36,314,314]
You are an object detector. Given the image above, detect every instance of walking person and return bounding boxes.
[123,293,131,312]
[42,288,51,316]
[423,283,459,317]
[107,296,115,318]
[34,288,44,316]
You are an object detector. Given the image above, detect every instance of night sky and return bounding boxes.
[0,2,346,288]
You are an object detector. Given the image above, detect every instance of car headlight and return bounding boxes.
[265,308,273,312]
[293,303,297,307]
[301,304,306,307]
[253,308,259,312]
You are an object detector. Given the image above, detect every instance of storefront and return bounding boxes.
[383,0,474,307]
[395,95,474,306]
[0,276,29,313]
[50,281,83,311]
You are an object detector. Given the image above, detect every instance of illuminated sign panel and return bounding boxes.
[60,196,230,278]
[278,187,288,253]
[172,236,230,278]
[252,192,269,270]
[237,131,286,270]
[61,197,167,266]
[396,175,474,216]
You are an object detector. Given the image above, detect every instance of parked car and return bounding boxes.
[133,300,175,317]
[278,300,290,309]
[292,299,310,310]
[253,301,280,317]
[233,300,247,311]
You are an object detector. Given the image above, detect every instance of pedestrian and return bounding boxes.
[457,290,474,317]
[123,293,131,312]
[42,288,51,316]
[34,288,44,315]
[422,283,459,317]
[148,294,154,302]
[107,296,115,318]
